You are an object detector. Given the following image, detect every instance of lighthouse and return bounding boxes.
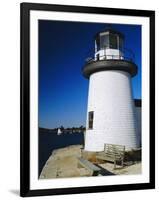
[82,28,139,152]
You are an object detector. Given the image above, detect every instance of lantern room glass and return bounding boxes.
[109,33,118,49]
[95,32,124,52]
[100,34,109,49]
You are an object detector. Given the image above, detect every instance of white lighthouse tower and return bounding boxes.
[82,28,139,152]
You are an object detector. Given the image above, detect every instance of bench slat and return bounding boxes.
[97,154,121,160]
[97,143,125,169]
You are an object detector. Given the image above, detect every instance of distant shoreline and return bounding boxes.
[39,127,86,134]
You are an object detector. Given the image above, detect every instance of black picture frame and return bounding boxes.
[20,2,155,197]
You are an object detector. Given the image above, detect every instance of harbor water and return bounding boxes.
[39,130,84,175]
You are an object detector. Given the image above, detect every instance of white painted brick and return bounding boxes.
[84,70,139,151]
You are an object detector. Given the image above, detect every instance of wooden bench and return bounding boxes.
[77,157,101,176]
[96,144,125,169]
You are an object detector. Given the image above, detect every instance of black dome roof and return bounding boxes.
[95,28,125,40]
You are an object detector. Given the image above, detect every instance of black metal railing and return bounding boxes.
[85,48,135,64]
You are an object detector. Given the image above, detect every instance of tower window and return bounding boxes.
[88,111,94,129]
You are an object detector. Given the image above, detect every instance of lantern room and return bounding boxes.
[94,29,124,60]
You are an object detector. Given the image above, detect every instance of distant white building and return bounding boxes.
[82,28,140,151]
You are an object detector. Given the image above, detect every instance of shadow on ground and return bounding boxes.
[95,164,115,176]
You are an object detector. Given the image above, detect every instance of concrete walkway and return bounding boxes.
[40,145,141,179]
[40,145,91,179]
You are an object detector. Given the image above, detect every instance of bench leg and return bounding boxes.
[121,159,124,167]
[114,160,116,169]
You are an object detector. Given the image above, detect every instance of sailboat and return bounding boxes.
[57,128,62,135]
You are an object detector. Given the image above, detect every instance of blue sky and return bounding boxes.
[39,20,141,128]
